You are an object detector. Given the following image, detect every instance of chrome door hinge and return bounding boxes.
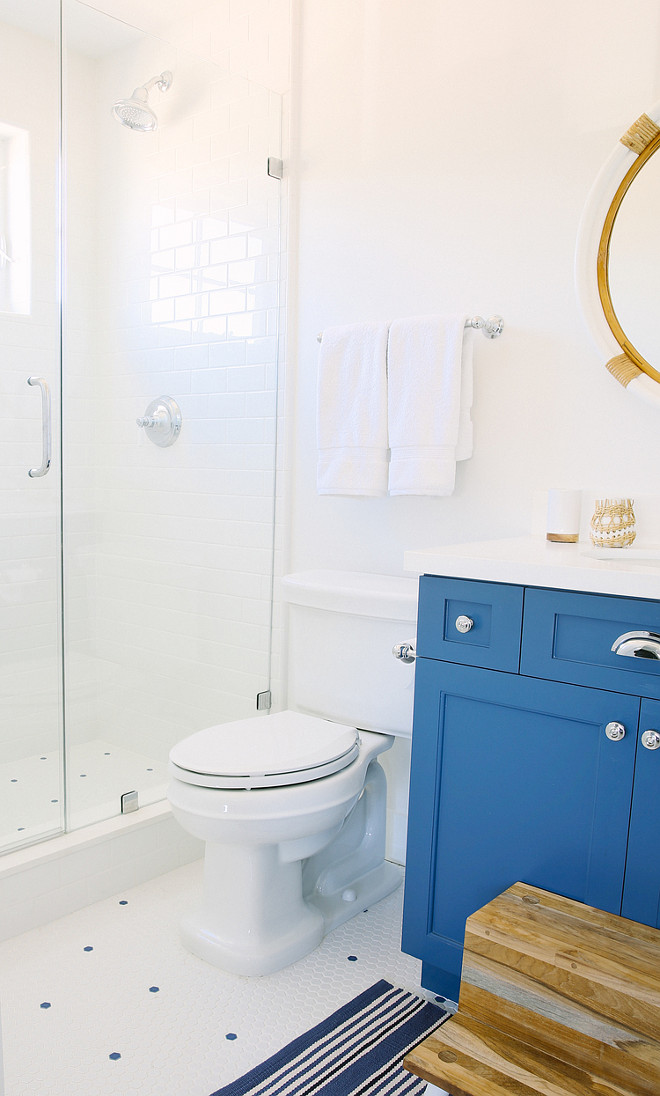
[256,690,272,711]
[267,157,283,180]
[121,790,139,813]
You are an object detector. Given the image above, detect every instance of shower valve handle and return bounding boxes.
[136,413,167,429]
[136,396,182,447]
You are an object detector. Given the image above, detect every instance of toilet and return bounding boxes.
[167,569,418,976]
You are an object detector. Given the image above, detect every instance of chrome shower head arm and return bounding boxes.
[141,71,173,95]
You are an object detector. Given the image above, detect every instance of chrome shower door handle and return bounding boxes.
[27,376,52,478]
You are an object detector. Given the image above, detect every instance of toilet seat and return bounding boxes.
[169,709,360,790]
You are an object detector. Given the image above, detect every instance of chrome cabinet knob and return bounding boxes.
[605,721,626,741]
[642,729,660,750]
[392,641,416,664]
[455,615,474,634]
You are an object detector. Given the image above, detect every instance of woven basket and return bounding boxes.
[589,498,636,548]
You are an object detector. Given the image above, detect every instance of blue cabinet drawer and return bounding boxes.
[417,575,523,671]
[521,587,660,699]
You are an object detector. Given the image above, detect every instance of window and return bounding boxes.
[0,122,30,314]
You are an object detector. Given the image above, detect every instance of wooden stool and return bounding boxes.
[403,882,660,1096]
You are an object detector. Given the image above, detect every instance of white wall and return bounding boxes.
[82,0,291,95]
[287,0,660,858]
[289,0,660,576]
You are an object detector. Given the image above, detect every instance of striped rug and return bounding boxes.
[209,980,448,1096]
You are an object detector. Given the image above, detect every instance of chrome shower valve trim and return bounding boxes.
[136,396,182,447]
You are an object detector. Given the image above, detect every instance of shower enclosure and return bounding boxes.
[0,0,282,853]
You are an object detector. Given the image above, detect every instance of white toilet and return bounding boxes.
[167,570,418,976]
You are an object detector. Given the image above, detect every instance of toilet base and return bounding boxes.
[307,859,402,934]
[170,747,401,976]
[180,841,326,976]
[180,902,325,977]
[180,857,402,976]
[303,758,402,932]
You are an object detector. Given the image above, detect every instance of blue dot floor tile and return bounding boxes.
[0,741,167,849]
[0,860,427,1096]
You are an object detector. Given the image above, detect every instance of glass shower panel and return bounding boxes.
[62,2,282,830]
[0,1,64,852]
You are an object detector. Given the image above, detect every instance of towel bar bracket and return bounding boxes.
[316,315,504,343]
[469,315,503,339]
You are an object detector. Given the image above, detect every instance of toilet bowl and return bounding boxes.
[167,570,418,976]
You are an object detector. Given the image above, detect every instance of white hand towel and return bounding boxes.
[316,321,389,496]
[387,314,474,496]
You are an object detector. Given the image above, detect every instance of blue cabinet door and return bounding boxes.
[402,658,640,999]
[621,698,660,928]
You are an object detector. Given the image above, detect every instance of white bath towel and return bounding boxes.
[387,314,474,496]
[316,321,389,496]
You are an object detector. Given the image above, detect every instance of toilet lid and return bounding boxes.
[169,709,360,789]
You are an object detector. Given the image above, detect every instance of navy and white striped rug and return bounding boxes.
[209,980,448,1096]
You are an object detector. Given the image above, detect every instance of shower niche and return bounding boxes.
[0,0,282,854]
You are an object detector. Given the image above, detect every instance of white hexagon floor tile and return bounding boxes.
[0,859,445,1096]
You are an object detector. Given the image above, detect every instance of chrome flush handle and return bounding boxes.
[392,641,416,664]
[611,631,660,660]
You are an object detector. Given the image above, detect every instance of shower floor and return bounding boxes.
[0,740,168,850]
[0,860,445,1096]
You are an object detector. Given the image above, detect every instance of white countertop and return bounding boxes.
[403,537,660,600]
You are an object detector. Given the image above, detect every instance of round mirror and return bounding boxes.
[608,152,660,369]
[576,104,660,407]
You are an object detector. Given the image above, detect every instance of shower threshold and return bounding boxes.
[1,739,168,851]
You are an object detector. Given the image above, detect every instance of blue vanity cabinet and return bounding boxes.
[402,575,660,1000]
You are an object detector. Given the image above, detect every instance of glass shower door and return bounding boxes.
[0,0,64,852]
[62,1,282,830]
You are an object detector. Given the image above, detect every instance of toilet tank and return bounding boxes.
[281,570,418,737]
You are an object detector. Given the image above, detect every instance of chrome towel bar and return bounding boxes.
[316,315,504,343]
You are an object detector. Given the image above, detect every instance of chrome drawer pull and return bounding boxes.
[455,615,474,634]
[605,722,626,741]
[611,630,660,660]
[642,730,660,751]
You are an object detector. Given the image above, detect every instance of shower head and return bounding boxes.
[112,70,173,132]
